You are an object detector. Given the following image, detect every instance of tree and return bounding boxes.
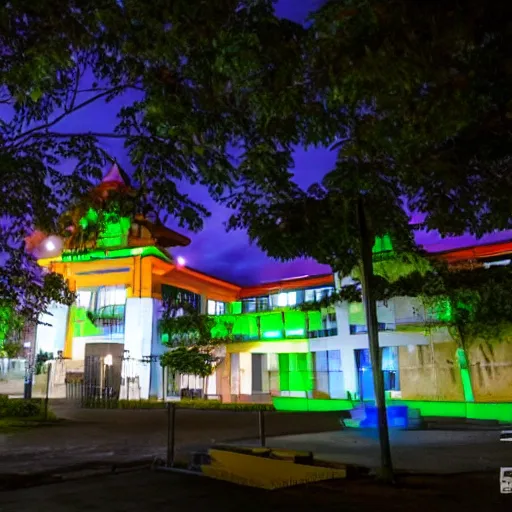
[159,300,234,397]
[1,0,307,318]
[230,163,422,481]
[227,1,512,482]
[373,263,512,401]
[308,0,512,237]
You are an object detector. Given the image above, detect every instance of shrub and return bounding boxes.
[82,398,275,412]
[0,398,43,418]
[177,400,274,411]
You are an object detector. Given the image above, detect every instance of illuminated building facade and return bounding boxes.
[29,166,512,421]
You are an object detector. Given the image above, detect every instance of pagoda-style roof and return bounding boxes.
[134,215,190,248]
[92,163,133,199]
[92,164,191,248]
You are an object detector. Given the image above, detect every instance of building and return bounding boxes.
[30,166,512,422]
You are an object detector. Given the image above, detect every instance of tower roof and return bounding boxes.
[93,163,132,198]
[101,163,130,186]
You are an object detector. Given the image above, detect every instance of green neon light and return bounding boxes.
[272,397,512,422]
[278,353,313,392]
[212,309,331,341]
[71,306,101,337]
[97,216,131,248]
[78,207,130,249]
[54,245,170,263]
[231,301,242,315]
[372,234,393,254]
[456,348,475,402]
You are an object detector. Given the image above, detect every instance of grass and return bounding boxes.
[0,413,61,434]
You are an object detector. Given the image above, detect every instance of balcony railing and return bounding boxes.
[212,310,338,342]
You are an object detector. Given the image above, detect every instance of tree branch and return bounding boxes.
[66,66,82,113]
[11,86,126,145]
[34,131,128,139]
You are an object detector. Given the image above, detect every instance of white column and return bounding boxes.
[150,299,165,399]
[123,298,154,399]
[340,346,358,397]
[239,352,252,395]
[335,301,351,337]
[336,302,358,397]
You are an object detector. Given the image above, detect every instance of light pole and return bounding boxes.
[104,354,113,399]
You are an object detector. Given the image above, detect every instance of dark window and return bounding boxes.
[252,354,263,393]
[162,285,201,312]
[242,296,270,313]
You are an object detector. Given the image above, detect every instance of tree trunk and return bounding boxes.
[357,198,394,483]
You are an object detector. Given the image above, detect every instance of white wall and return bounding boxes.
[308,299,433,397]
[36,303,69,355]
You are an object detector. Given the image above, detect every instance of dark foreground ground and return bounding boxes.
[1,404,511,475]
[0,468,510,512]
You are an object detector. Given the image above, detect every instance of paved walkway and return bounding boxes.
[0,469,510,512]
[237,429,512,473]
[0,407,340,474]
[1,406,511,476]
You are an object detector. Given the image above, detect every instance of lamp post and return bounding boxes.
[123,349,131,401]
[104,354,113,399]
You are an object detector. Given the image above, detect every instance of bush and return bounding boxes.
[177,400,274,411]
[82,398,275,412]
[0,397,43,418]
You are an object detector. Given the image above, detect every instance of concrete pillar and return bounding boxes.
[149,299,165,399]
[335,301,351,338]
[200,294,208,315]
[239,352,252,395]
[230,353,240,396]
[217,353,231,402]
[340,346,358,398]
[123,297,155,399]
[336,302,357,398]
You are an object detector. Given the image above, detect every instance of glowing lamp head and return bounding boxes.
[45,240,56,251]
[176,256,186,266]
[104,354,113,366]
[37,235,63,258]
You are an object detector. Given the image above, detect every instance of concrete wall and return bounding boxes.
[398,341,464,401]
[468,339,512,402]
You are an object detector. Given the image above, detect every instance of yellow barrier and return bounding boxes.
[201,448,347,490]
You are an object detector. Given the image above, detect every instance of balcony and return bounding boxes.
[212,310,338,342]
[72,305,125,339]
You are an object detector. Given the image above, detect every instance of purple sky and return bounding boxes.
[12,0,512,285]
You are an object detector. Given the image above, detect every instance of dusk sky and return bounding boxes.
[33,0,512,285]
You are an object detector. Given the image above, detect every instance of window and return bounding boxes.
[207,300,226,316]
[242,296,270,313]
[275,291,297,307]
[94,286,126,336]
[96,286,126,310]
[162,285,201,312]
[313,350,343,398]
[355,347,400,400]
[74,286,126,337]
[305,287,334,303]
